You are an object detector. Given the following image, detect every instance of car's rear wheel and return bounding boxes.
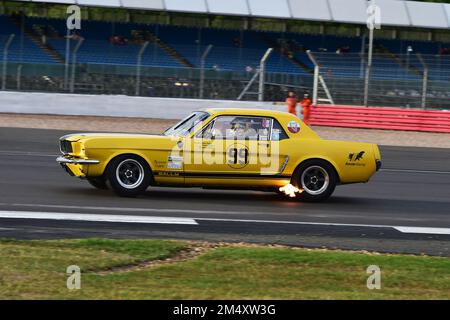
[106,155,152,197]
[293,160,337,202]
[87,177,108,190]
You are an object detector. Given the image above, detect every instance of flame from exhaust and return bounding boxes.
[279,184,303,198]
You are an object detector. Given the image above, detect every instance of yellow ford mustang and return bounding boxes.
[57,108,381,202]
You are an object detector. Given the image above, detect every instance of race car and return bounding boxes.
[57,108,382,202]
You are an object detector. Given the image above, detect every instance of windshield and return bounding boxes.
[163,111,211,137]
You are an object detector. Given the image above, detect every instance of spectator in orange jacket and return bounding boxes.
[300,93,312,124]
[286,91,298,116]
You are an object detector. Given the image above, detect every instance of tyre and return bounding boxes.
[293,160,337,202]
[87,177,108,190]
[106,155,152,197]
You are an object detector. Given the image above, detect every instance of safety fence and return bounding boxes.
[308,52,450,110]
[3,27,450,109]
[309,104,450,133]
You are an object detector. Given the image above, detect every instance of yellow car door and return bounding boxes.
[184,115,289,187]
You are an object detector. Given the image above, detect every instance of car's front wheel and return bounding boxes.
[293,160,337,202]
[106,155,152,197]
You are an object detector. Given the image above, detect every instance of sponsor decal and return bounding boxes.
[154,160,167,169]
[156,172,180,177]
[167,156,183,170]
[346,151,366,166]
[349,151,365,161]
[287,121,301,134]
[168,162,182,170]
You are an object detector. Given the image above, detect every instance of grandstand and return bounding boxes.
[1,0,450,108]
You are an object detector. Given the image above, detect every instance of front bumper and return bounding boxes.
[56,156,100,165]
[57,156,100,177]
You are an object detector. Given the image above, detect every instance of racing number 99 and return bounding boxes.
[228,148,249,165]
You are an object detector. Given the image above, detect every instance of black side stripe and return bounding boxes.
[154,172,290,179]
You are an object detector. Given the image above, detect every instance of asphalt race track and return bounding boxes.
[0,127,449,256]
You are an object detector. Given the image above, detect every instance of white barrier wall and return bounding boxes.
[0,91,285,120]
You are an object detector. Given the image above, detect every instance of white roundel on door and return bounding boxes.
[287,121,301,134]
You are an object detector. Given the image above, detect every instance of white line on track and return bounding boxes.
[0,209,449,235]
[0,203,446,224]
[394,227,450,235]
[193,217,450,235]
[0,211,198,225]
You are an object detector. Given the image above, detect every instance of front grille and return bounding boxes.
[60,140,73,154]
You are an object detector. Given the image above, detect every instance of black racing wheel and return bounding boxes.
[293,160,337,202]
[106,155,152,197]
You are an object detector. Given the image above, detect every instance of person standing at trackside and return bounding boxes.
[300,93,312,125]
[285,91,298,116]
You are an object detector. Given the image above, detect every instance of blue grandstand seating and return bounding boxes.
[23,17,183,67]
[1,14,450,82]
[0,15,54,63]
[152,24,306,74]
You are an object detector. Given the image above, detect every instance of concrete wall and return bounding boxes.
[0,91,285,120]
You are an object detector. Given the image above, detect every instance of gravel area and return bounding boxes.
[1,113,449,148]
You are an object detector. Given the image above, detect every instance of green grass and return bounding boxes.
[0,239,449,299]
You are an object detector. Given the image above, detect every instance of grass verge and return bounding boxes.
[0,239,449,299]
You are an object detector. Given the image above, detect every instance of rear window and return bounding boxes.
[271,120,289,141]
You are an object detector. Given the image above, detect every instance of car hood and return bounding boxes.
[60,132,182,152]
[60,133,162,142]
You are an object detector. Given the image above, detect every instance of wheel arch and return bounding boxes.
[104,152,155,183]
[291,157,341,185]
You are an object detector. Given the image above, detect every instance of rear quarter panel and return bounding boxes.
[284,139,377,184]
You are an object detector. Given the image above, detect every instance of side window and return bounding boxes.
[197,121,215,139]
[197,116,272,141]
[271,120,289,141]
